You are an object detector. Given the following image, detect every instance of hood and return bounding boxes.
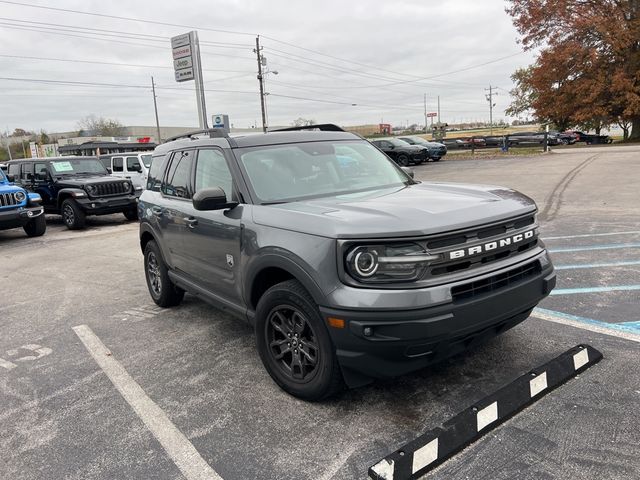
[403,145,427,152]
[55,175,127,187]
[252,182,536,239]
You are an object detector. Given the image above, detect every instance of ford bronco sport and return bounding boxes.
[139,125,556,400]
[0,167,46,237]
[9,157,141,229]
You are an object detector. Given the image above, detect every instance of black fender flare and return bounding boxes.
[56,188,86,208]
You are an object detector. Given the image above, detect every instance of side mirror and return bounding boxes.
[6,174,15,182]
[106,167,112,174]
[388,145,394,150]
[192,187,238,211]
[401,166,414,179]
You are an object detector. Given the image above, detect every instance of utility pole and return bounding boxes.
[437,95,441,124]
[423,93,427,133]
[254,36,267,133]
[485,86,497,135]
[151,76,162,143]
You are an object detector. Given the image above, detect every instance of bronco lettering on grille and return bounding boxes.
[448,230,535,260]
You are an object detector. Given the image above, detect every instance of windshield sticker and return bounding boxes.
[51,161,74,172]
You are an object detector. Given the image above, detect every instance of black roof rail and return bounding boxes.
[272,124,345,132]
[164,129,229,143]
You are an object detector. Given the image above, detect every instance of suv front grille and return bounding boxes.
[0,192,20,208]
[93,182,129,196]
[424,215,538,277]
[451,260,541,302]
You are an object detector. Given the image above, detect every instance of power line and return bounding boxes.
[0,54,253,74]
[0,0,257,36]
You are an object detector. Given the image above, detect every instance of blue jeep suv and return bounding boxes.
[0,167,46,237]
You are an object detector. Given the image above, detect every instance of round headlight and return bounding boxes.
[85,185,97,195]
[14,191,26,202]
[123,182,131,192]
[354,250,379,277]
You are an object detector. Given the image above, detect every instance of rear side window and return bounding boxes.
[162,150,194,199]
[147,155,164,192]
[112,157,123,172]
[126,156,141,172]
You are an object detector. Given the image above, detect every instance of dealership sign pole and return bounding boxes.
[171,31,208,129]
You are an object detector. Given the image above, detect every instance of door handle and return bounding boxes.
[185,217,198,229]
[151,206,163,217]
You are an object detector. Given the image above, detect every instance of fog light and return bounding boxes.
[363,327,373,337]
[91,203,96,208]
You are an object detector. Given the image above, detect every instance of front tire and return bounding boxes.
[23,214,46,237]
[255,280,343,400]
[123,208,138,221]
[61,199,86,230]
[396,154,410,167]
[144,240,185,307]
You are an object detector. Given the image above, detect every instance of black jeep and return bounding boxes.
[8,157,141,229]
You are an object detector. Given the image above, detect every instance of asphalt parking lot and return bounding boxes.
[1,144,639,480]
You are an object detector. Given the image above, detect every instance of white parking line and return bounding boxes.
[544,230,640,240]
[73,324,223,480]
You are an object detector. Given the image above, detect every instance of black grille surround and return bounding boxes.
[0,192,21,208]
[91,181,130,197]
[451,260,542,302]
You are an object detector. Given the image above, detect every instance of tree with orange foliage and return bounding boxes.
[506,0,640,139]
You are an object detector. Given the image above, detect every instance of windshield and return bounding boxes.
[141,154,152,168]
[237,140,411,203]
[50,158,108,175]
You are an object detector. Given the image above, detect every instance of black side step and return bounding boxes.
[369,344,603,480]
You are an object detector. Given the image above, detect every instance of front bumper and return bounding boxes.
[0,205,44,230]
[320,252,555,386]
[76,194,138,215]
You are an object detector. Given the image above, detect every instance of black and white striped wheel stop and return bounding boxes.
[368,344,603,480]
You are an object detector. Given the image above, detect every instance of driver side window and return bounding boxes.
[194,149,233,201]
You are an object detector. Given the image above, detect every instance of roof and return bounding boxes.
[154,130,361,155]
[11,156,98,163]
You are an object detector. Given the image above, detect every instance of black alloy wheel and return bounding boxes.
[143,240,184,307]
[266,305,319,381]
[255,279,343,400]
[397,154,410,166]
[61,198,85,230]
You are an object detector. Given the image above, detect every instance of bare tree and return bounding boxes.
[77,115,125,136]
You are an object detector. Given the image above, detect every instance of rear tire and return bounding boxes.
[144,240,185,307]
[255,279,343,401]
[61,199,86,230]
[432,157,441,162]
[23,214,46,237]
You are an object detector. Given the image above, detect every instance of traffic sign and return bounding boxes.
[426,112,438,117]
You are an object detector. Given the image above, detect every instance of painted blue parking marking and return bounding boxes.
[548,242,640,253]
[544,230,640,240]
[554,260,640,270]
[533,307,640,335]
[550,285,640,295]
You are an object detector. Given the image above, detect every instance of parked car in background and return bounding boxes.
[370,138,428,166]
[483,136,506,147]
[398,136,447,161]
[99,152,152,190]
[456,137,487,148]
[8,157,141,229]
[565,130,612,144]
[507,132,560,146]
[549,131,577,145]
[0,166,46,237]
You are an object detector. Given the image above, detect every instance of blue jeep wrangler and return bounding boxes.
[0,167,46,237]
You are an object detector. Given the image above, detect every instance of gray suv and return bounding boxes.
[139,125,555,400]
